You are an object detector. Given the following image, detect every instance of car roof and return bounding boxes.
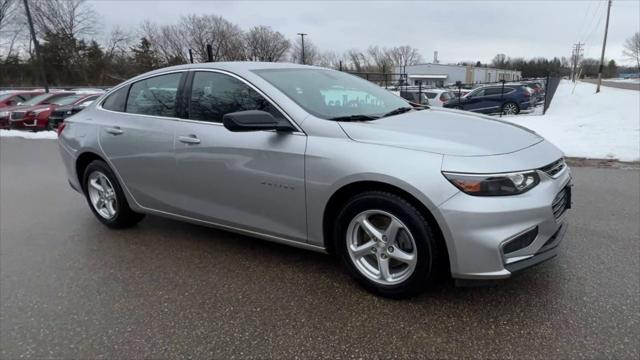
[127,62,326,83]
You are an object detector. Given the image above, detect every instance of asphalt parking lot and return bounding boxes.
[1,137,638,359]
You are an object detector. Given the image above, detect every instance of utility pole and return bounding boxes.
[297,33,307,65]
[596,0,613,93]
[571,42,584,83]
[22,0,49,92]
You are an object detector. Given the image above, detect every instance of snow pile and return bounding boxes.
[0,130,57,140]
[504,80,640,162]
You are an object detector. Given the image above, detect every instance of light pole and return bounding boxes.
[297,33,307,64]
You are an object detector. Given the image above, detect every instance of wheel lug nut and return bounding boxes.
[387,246,394,253]
[382,235,388,242]
[380,254,388,259]
[371,247,377,253]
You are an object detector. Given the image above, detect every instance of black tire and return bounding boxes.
[455,105,464,110]
[333,191,444,298]
[82,160,145,228]
[502,101,520,115]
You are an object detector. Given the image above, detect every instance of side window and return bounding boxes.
[126,73,182,117]
[189,71,285,123]
[102,87,128,112]
[470,88,485,97]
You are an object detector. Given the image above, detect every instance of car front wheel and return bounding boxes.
[83,160,145,228]
[334,191,443,298]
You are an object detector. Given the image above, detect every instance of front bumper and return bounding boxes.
[438,164,571,280]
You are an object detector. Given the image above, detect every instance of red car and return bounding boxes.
[0,91,45,108]
[9,93,100,131]
[0,92,75,129]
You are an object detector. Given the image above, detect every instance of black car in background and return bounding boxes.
[47,95,99,130]
[443,84,533,115]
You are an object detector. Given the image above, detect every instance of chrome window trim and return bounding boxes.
[96,68,305,135]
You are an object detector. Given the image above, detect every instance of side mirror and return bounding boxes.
[223,110,293,132]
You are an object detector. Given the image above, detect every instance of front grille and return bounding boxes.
[10,111,25,120]
[540,158,566,177]
[552,187,571,220]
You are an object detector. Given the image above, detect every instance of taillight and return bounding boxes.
[440,94,447,102]
[57,122,66,136]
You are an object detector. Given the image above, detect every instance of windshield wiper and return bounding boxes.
[381,106,414,118]
[329,114,380,122]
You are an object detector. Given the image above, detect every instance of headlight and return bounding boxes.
[0,111,8,117]
[442,170,540,196]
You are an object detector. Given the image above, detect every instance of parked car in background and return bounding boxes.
[9,93,99,131]
[59,63,571,298]
[443,84,532,115]
[522,81,545,104]
[399,90,429,106]
[0,92,75,129]
[0,91,44,108]
[424,89,455,107]
[47,95,101,130]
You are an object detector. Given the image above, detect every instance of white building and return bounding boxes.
[395,63,522,87]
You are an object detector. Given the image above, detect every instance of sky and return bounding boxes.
[88,0,640,65]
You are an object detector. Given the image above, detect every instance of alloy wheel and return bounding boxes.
[87,171,118,219]
[346,210,418,285]
[503,103,518,115]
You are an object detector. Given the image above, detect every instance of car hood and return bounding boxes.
[338,108,543,156]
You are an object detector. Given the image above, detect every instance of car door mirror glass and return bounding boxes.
[223,110,292,132]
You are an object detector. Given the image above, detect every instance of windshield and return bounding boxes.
[21,93,52,106]
[253,68,409,120]
[52,95,84,106]
[0,93,16,101]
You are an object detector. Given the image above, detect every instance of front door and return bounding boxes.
[173,71,307,242]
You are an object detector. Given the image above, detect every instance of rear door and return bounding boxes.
[173,70,308,242]
[98,72,185,213]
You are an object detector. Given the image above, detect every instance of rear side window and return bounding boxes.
[102,87,128,112]
[189,71,285,123]
[425,92,437,99]
[126,73,182,117]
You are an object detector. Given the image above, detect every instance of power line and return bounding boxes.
[579,0,605,44]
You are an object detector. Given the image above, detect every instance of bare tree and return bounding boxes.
[367,46,394,72]
[491,53,508,68]
[140,21,187,64]
[345,49,368,72]
[0,0,23,59]
[290,36,319,65]
[29,0,97,38]
[317,50,346,69]
[622,32,640,72]
[244,25,289,62]
[180,14,245,62]
[389,45,423,67]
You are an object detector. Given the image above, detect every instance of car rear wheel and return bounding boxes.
[502,102,520,115]
[334,191,443,298]
[83,160,145,228]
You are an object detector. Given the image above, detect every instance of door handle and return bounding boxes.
[104,126,123,135]
[178,135,201,145]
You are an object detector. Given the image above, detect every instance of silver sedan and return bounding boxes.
[58,62,571,298]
